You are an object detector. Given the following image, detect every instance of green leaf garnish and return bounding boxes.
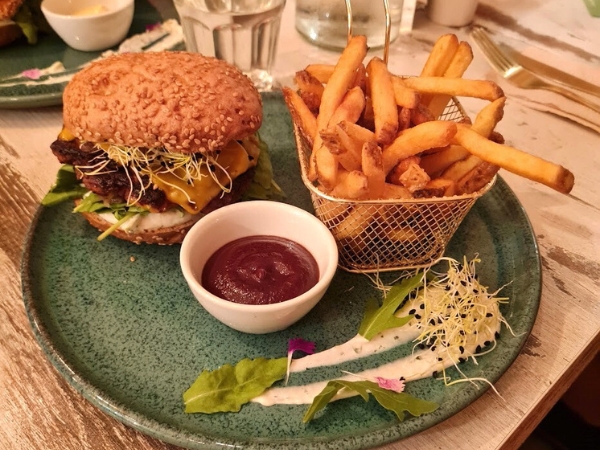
[243,134,285,201]
[183,357,287,414]
[41,165,88,206]
[303,380,439,423]
[358,273,424,340]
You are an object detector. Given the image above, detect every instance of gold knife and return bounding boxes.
[507,49,600,99]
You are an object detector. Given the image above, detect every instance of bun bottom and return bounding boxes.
[79,210,200,245]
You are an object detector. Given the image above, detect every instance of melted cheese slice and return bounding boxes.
[150,140,253,214]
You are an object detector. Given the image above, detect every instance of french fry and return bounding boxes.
[359,96,375,131]
[331,204,374,243]
[366,57,399,145]
[402,77,504,102]
[320,126,362,172]
[454,125,575,193]
[441,154,482,182]
[328,86,366,126]
[313,35,368,187]
[387,155,421,185]
[398,107,412,131]
[333,123,365,171]
[398,163,431,193]
[282,87,317,147]
[470,97,506,137]
[391,77,421,109]
[413,178,456,198]
[427,41,474,117]
[361,141,385,199]
[420,34,460,77]
[456,161,499,194]
[419,144,469,177]
[420,34,460,105]
[305,64,335,83]
[338,120,377,143]
[352,64,367,92]
[383,183,413,199]
[382,121,458,173]
[294,70,324,98]
[410,103,435,126]
[330,171,369,200]
[384,225,422,243]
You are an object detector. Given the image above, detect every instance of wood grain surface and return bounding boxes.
[1,1,599,449]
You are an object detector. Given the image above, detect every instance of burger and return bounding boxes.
[0,0,47,47]
[43,51,279,244]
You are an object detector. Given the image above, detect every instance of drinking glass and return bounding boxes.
[174,0,286,91]
[295,0,405,50]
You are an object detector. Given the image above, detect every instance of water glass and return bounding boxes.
[174,0,286,91]
[295,0,405,50]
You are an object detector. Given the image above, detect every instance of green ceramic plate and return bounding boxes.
[22,92,541,449]
[0,0,180,109]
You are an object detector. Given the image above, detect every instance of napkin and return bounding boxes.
[475,42,600,134]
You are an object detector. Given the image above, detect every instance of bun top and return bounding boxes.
[63,52,263,154]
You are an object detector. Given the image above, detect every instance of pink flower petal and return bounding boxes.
[288,338,316,356]
[22,69,42,80]
[145,22,161,32]
[375,377,405,393]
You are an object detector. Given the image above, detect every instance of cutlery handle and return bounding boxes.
[545,84,600,114]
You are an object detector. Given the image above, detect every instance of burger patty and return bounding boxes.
[50,138,255,214]
[51,138,174,212]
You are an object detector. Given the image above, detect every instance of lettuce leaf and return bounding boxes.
[41,165,88,206]
[183,357,288,414]
[243,134,285,201]
[358,273,423,340]
[303,380,439,423]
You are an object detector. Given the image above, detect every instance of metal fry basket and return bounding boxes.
[289,1,495,272]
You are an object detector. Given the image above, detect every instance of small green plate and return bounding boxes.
[21,92,541,449]
[0,0,178,109]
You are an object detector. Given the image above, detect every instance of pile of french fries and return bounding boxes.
[283,33,575,271]
[283,34,575,200]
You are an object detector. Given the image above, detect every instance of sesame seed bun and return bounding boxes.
[62,52,263,154]
[0,0,23,20]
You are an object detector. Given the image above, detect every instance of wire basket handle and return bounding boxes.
[344,0,391,64]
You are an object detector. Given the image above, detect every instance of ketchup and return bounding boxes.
[201,235,319,305]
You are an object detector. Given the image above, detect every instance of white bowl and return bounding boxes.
[180,201,338,334]
[41,0,134,52]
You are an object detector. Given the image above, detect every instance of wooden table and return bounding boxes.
[1,1,598,449]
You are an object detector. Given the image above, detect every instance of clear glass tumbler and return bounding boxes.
[174,0,286,91]
[295,0,405,50]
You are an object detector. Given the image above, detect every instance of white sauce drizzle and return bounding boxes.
[254,258,507,406]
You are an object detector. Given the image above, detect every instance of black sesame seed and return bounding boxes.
[429,319,436,326]
[459,357,466,363]
[459,346,465,354]
[473,289,479,294]
[437,357,443,362]
[484,340,491,347]
[486,313,493,318]
[419,303,425,309]
[399,376,405,381]
[415,314,422,320]
[461,313,467,318]
[409,309,416,315]
[430,345,436,352]
[459,330,465,335]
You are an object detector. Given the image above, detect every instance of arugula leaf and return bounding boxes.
[358,273,423,340]
[303,380,438,423]
[243,134,285,201]
[183,357,287,414]
[41,165,88,206]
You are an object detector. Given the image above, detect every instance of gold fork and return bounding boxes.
[470,27,600,114]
